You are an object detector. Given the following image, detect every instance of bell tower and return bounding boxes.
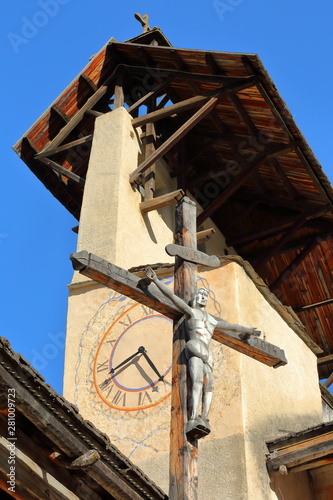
[13,20,333,499]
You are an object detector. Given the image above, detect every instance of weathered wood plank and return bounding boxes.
[130,97,221,185]
[132,93,213,128]
[140,189,184,213]
[41,85,108,154]
[35,135,93,159]
[169,197,198,500]
[317,354,333,366]
[127,78,173,115]
[70,251,287,367]
[166,244,220,268]
[39,158,85,187]
[196,228,216,244]
[131,76,257,129]
[0,437,72,500]
[114,67,125,109]
[196,142,294,226]
[0,366,151,500]
[266,431,333,471]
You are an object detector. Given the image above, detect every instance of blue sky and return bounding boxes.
[1,0,333,394]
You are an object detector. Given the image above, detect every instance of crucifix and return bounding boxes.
[71,196,287,500]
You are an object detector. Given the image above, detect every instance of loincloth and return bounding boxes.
[185,338,213,371]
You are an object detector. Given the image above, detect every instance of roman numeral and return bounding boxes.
[141,305,155,316]
[118,313,132,328]
[96,360,109,372]
[99,378,114,398]
[112,390,126,407]
[138,391,153,406]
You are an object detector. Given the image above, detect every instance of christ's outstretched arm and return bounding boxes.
[144,267,192,317]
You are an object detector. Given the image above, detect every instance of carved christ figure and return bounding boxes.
[144,267,260,433]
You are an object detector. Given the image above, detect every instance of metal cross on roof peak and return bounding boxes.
[134,13,150,33]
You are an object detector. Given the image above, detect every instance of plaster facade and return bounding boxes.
[64,107,323,499]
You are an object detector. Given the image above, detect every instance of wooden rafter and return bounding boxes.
[270,157,300,200]
[124,63,259,85]
[269,238,318,291]
[129,95,222,184]
[40,84,108,154]
[196,142,294,226]
[295,298,333,313]
[227,207,327,247]
[39,158,85,186]
[318,354,333,366]
[255,213,315,270]
[127,77,173,115]
[243,231,333,261]
[35,135,93,159]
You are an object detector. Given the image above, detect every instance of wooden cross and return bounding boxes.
[71,196,287,500]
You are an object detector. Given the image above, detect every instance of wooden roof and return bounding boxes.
[266,418,333,479]
[0,337,167,500]
[13,28,333,379]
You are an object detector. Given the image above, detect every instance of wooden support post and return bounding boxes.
[144,100,156,200]
[114,68,125,109]
[169,196,198,500]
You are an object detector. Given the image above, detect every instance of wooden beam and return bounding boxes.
[140,189,185,213]
[0,415,101,499]
[266,430,333,471]
[196,143,293,226]
[323,372,333,388]
[127,78,173,115]
[143,100,157,200]
[196,228,216,244]
[114,67,125,109]
[222,200,259,233]
[243,231,333,262]
[255,213,311,270]
[227,208,324,248]
[132,93,214,128]
[41,84,109,154]
[0,366,146,500]
[130,78,258,185]
[256,80,333,208]
[228,94,258,137]
[35,135,93,159]
[0,438,72,500]
[70,251,287,368]
[80,73,98,92]
[130,96,221,184]
[295,298,333,313]
[269,238,318,291]
[124,64,258,85]
[85,109,104,117]
[288,457,333,474]
[132,76,257,129]
[318,354,333,366]
[39,158,85,187]
[169,197,198,500]
[51,105,70,124]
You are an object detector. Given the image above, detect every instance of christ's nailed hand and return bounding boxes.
[144,267,157,281]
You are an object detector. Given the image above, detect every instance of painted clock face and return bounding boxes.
[92,301,173,415]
